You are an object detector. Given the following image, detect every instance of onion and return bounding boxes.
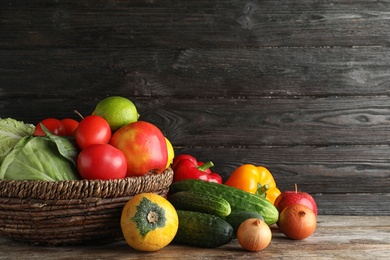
[237,218,272,252]
[278,204,317,240]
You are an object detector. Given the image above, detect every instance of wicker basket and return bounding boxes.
[0,167,174,246]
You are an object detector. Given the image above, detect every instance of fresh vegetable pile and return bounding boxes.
[0,95,318,252]
[0,96,174,181]
[0,119,79,181]
[121,161,318,252]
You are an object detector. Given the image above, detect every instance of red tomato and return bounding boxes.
[77,144,127,180]
[61,118,79,136]
[74,115,111,150]
[34,118,65,136]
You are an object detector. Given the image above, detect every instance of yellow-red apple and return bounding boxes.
[110,121,168,176]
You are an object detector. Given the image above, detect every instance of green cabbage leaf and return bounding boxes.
[0,129,80,181]
[0,118,35,165]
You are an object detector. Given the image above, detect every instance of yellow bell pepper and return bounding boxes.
[224,164,281,204]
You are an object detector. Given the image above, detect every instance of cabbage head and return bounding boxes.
[0,131,80,181]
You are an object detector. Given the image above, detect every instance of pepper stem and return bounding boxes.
[256,183,269,197]
[197,161,214,171]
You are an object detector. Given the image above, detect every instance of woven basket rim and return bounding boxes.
[0,167,173,200]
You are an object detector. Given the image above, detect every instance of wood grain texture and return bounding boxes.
[2,47,390,97]
[0,0,389,215]
[2,0,390,48]
[0,216,389,259]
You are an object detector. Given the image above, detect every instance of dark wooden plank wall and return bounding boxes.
[1,0,389,215]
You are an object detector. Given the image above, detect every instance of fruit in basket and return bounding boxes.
[33,118,79,137]
[77,143,127,180]
[92,96,138,132]
[274,184,318,215]
[34,118,66,136]
[110,121,168,176]
[164,137,174,168]
[121,193,179,252]
[60,118,79,136]
[74,115,111,150]
[277,204,317,240]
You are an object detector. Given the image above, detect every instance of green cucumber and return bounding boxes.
[225,210,264,237]
[168,190,231,218]
[169,179,279,225]
[173,210,233,248]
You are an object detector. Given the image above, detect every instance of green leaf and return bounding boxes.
[42,125,79,166]
[0,118,34,165]
[0,135,80,181]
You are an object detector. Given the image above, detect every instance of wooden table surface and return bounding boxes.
[0,215,389,260]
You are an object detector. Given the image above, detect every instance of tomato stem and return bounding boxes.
[73,110,84,120]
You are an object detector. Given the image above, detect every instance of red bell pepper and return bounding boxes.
[172,154,222,183]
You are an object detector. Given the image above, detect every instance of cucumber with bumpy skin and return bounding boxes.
[169,179,279,225]
[225,210,264,237]
[173,210,233,248]
[168,190,231,218]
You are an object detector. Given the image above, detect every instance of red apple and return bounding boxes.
[109,121,168,177]
[274,184,318,216]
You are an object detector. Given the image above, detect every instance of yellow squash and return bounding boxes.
[120,193,179,251]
